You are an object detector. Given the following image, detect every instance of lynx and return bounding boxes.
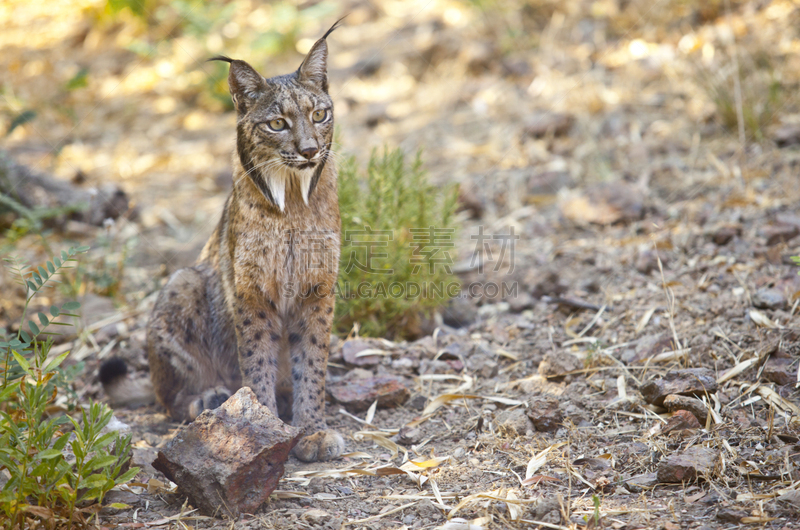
[101,22,345,462]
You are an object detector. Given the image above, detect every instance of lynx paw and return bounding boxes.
[188,386,232,420]
[292,430,345,462]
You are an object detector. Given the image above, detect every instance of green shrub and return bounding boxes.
[0,247,139,529]
[336,148,460,339]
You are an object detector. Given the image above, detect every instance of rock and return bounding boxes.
[303,509,334,526]
[662,394,709,425]
[661,410,701,434]
[763,358,796,386]
[710,225,740,245]
[526,396,563,432]
[529,496,562,525]
[409,395,427,411]
[716,507,747,523]
[341,339,382,367]
[623,472,657,493]
[151,387,301,518]
[538,351,582,380]
[529,269,568,298]
[559,183,645,226]
[327,376,410,412]
[774,124,800,147]
[527,171,574,195]
[657,446,717,483]
[442,296,479,328]
[457,187,485,219]
[396,424,424,445]
[496,408,533,436]
[640,368,718,407]
[761,224,799,246]
[523,112,574,138]
[508,291,535,312]
[752,288,787,310]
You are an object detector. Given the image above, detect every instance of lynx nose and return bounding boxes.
[299,146,319,160]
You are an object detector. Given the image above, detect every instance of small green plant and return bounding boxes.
[0,247,139,528]
[336,148,460,339]
[791,256,800,274]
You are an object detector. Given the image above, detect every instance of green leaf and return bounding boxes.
[86,454,117,473]
[65,67,89,91]
[50,305,60,317]
[6,109,36,136]
[54,256,62,267]
[8,338,21,347]
[93,431,116,450]
[62,301,81,311]
[106,502,131,510]
[36,448,64,460]
[38,312,49,327]
[19,330,31,343]
[114,466,140,485]
[78,473,108,490]
[44,351,69,372]
[61,250,68,261]
[33,272,42,286]
[38,265,49,280]
[76,246,90,252]
[27,280,37,292]
[28,320,40,336]
[12,350,30,373]
[46,261,55,274]
[53,433,71,452]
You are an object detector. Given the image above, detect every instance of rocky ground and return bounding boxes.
[2,0,800,528]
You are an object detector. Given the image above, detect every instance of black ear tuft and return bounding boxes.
[207,55,234,64]
[297,17,345,92]
[98,357,128,385]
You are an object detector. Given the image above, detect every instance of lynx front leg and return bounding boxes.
[287,295,344,462]
[233,293,284,415]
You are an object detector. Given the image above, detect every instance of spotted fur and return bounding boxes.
[110,22,345,462]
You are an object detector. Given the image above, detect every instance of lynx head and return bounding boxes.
[211,21,342,212]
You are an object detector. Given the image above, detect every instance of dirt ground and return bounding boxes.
[2,0,800,528]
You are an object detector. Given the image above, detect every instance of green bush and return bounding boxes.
[0,247,139,529]
[336,148,460,339]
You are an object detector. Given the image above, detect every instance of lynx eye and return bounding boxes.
[267,118,287,131]
[312,109,327,123]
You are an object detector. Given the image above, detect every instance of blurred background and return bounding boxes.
[2,0,800,340]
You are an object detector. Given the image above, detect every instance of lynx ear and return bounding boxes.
[209,56,266,113]
[297,18,344,92]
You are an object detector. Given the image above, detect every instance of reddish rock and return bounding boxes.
[152,387,301,518]
[662,394,709,425]
[661,410,701,434]
[763,358,796,386]
[526,396,563,433]
[327,376,410,412]
[341,339,384,367]
[657,446,717,483]
[640,368,718,407]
